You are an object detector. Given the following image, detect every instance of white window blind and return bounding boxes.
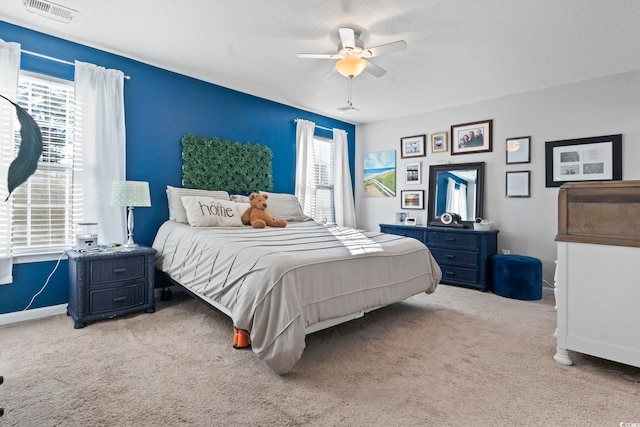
[303,137,336,224]
[11,72,77,255]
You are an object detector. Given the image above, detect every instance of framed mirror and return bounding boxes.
[427,162,485,227]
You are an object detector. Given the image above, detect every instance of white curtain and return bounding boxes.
[294,119,316,215]
[333,128,356,228]
[446,177,468,220]
[74,61,127,244]
[0,39,21,284]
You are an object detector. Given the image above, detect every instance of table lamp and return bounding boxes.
[111,180,151,247]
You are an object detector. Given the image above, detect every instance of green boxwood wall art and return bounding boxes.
[181,133,273,194]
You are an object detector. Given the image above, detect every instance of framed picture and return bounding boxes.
[451,119,493,155]
[401,190,424,209]
[506,171,530,198]
[400,134,426,158]
[544,134,622,187]
[395,212,408,224]
[430,132,448,153]
[363,150,396,197]
[506,136,531,164]
[404,162,421,185]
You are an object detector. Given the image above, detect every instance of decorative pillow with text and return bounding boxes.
[181,196,244,227]
[167,186,230,223]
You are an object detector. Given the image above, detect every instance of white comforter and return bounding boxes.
[153,221,441,374]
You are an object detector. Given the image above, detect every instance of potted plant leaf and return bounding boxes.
[0,94,43,201]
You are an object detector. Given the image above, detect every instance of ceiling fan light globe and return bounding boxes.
[335,55,366,78]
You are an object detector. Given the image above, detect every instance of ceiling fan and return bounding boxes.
[337,77,359,114]
[297,27,407,79]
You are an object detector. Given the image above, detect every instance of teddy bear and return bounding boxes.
[241,193,287,228]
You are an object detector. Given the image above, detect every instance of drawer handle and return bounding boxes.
[112,268,127,274]
[113,296,127,304]
[444,271,455,276]
[446,254,455,259]
[445,237,456,242]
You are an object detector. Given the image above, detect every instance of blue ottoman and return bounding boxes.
[490,255,542,300]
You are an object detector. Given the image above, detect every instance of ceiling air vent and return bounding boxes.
[23,0,78,23]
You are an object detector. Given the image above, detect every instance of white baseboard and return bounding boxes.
[1,288,180,328]
[0,303,67,327]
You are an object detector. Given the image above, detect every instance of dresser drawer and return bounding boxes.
[428,248,479,267]
[382,226,425,241]
[439,266,479,285]
[90,282,146,314]
[90,256,145,284]
[427,232,479,248]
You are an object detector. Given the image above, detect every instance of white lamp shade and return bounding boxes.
[111,181,151,207]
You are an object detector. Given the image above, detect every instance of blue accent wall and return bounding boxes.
[0,21,356,315]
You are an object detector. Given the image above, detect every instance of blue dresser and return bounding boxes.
[380,224,498,291]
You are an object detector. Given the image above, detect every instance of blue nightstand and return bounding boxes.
[66,246,156,328]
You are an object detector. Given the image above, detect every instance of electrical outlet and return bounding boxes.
[501,249,511,255]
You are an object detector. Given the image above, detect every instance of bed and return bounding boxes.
[152,135,442,374]
[153,216,441,374]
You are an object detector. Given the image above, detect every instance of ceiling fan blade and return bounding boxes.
[297,53,340,59]
[364,60,387,78]
[338,27,356,51]
[362,40,407,58]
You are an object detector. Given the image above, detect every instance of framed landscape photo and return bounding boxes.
[451,119,493,155]
[401,190,424,209]
[363,150,396,197]
[431,132,448,153]
[404,162,421,185]
[400,134,426,158]
[506,171,531,198]
[506,136,531,164]
[544,134,622,187]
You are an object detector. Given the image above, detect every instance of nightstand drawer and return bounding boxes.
[90,282,146,314]
[428,232,479,248]
[90,256,145,284]
[429,248,478,267]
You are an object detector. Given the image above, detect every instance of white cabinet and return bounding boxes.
[555,241,640,368]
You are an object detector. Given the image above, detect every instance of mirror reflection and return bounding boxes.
[427,162,485,226]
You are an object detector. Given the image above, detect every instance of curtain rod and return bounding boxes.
[294,119,348,135]
[21,49,131,79]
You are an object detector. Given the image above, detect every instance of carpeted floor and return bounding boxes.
[0,284,638,426]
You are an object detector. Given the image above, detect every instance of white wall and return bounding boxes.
[355,70,640,284]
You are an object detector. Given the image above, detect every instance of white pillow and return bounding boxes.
[167,186,230,224]
[230,194,250,203]
[181,196,244,227]
[259,192,312,222]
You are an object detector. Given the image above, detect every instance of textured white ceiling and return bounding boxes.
[2,0,640,124]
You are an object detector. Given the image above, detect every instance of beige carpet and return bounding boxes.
[0,284,638,426]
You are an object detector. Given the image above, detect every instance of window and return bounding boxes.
[302,137,335,224]
[11,72,76,255]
